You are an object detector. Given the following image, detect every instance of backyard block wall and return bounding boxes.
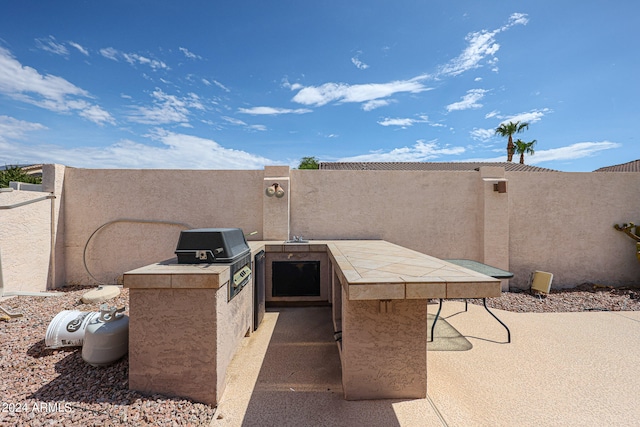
[290,169,483,258]
[0,189,52,293]
[2,164,640,292]
[507,171,640,288]
[61,167,264,285]
[0,165,64,294]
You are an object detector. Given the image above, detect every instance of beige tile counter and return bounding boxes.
[124,260,230,289]
[124,240,501,405]
[326,240,501,299]
[251,240,500,300]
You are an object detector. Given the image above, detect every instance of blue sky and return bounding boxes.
[0,1,637,171]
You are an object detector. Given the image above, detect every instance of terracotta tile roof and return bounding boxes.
[318,162,558,172]
[593,160,640,172]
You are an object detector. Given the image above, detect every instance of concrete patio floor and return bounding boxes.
[210,302,640,427]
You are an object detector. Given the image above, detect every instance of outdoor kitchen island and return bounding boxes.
[123,239,501,404]
[323,240,501,400]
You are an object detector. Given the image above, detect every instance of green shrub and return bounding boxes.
[0,165,42,188]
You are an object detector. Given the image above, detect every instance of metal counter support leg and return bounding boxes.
[429,299,443,342]
[483,298,511,343]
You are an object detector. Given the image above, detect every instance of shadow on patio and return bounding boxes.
[211,302,640,426]
[211,306,439,426]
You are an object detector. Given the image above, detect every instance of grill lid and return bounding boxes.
[175,228,250,264]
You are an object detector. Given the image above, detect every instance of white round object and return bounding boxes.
[45,310,100,348]
[81,286,121,304]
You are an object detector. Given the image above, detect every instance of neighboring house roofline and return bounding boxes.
[318,161,558,172]
[594,160,640,172]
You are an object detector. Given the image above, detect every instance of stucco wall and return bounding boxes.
[128,287,218,405]
[0,190,52,294]
[215,280,253,401]
[507,171,640,288]
[5,165,639,291]
[62,168,264,285]
[290,170,483,260]
[42,164,66,289]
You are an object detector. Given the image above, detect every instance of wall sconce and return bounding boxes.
[265,183,285,198]
[494,181,507,193]
[482,178,508,193]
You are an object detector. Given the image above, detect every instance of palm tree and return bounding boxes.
[495,121,529,162]
[514,139,537,164]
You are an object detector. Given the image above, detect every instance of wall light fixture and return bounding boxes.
[482,177,508,193]
[265,183,285,198]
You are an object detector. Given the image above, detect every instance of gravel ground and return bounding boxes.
[477,282,640,312]
[2,283,640,426]
[0,286,216,427]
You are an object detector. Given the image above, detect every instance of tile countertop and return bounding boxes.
[124,240,500,299]
[250,240,501,301]
[123,259,231,289]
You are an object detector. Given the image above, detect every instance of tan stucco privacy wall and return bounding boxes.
[0,165,64,294]
[2,164,640,292]
[61,167,265,286]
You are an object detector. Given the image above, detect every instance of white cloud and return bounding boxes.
[470,128,495,141]
[377,115,430,128]
[439,13,528,77]
[99,47,119,61]
[507,12,530,27]
[35,37,91,57]
[35,36,69,56]
[282,78,303,91]
[0,47,114,125]
[362,99,393,111]
[222,116,247,126]
[439,31,498,76]
[69,41,89,56]
[179,47,201,60]
[528,141,621,164]
[292,76,431,107]
[221,116,267,132]
[1,128,273,169]
[469,141,620,165]
[446,89,488,112]
[238,106,312,115]
[99,47,168,70]
[76,102,116,125]
[0,48,87,99]
[212,80,230,92]
[485,110,499,119]
[0,116,46,145]
[498,108,551,125]
[338,140,465,162]
[127,88,203,125]
[123,52,168,70]
[378,118,417,127]
[351,53,369,70]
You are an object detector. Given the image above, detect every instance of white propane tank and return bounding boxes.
[82,305,129,367]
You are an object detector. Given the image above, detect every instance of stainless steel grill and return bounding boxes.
[175,228,251,301]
